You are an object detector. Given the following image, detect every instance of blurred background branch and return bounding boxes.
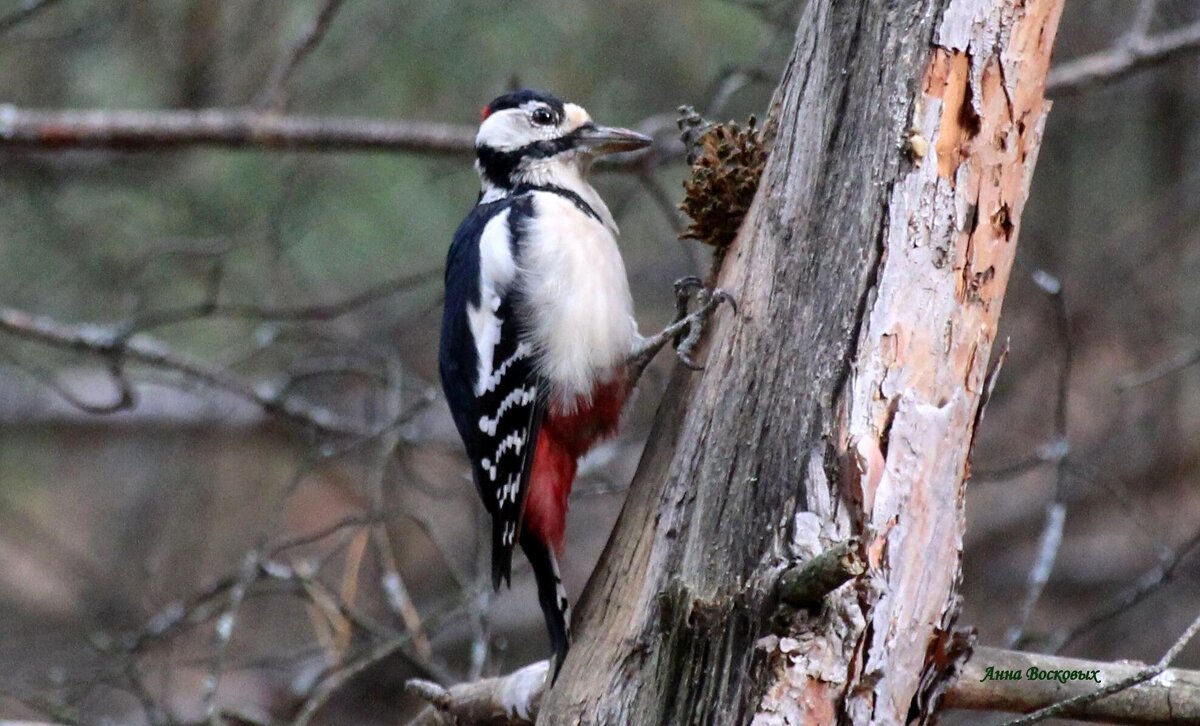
[1048,10,1200,96]
[0,106,685,168]
[0,0,65,36]
[0,0,1199,723]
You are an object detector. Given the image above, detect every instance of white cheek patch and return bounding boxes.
[477,108,538,151]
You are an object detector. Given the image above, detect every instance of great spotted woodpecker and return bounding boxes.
[439,89,726,678]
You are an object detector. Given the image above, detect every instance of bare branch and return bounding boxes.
[947,645,1200,723]
[1048,21,1200,97]
[0,105,474,154]
[999,610,1200,724]
[971,438,1067,482]
[1128,0,1159,41]
[405,661,548,726]
[366,361,433,657]
[395,642,1200,726]
[130,266,439,331]
[1006,502,1066,647]
[0,105,680,168]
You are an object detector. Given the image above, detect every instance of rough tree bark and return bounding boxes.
[539,0,1063,724]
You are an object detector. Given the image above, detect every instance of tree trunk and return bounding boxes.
[540,0,1064,723]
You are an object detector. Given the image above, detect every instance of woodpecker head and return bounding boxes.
[474,89,652,193]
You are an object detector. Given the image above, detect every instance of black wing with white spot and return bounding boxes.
[475,290,544,589]
[439,195,544,590]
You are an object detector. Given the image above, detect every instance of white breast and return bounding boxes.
[518,192,636,402]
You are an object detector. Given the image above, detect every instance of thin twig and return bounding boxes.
[257,0,349,112]
[290,609,467,726]
[1006,267,1072,647]
[270,507,405,555]
[972,438,1067,483]
[1,349,134,414]
[1049,527,1200,653]
[1128,0,1159,40]
[467,507,493,681]
[129,266,439,331]
[367,359,433,657]
[1065,461,1174,567]
[0,305,384,436]
[0,0,66,36]
[1116,343,1200,390]
[200,551,260,725]
[1006,502,1066,647]
[706,68,770,118]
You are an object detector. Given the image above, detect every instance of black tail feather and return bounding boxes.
[520,532,570,683]
[492,517,514,590]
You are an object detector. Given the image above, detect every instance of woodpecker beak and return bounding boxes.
[575,124,653,155]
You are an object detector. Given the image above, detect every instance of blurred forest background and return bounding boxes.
[0,1,1198,723]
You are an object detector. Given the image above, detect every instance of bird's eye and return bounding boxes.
[531,107,555,126]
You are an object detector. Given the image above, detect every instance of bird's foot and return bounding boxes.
[628,276,735,382]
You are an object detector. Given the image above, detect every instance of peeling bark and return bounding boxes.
[539,1,1064,724]
[831,4,1062,723]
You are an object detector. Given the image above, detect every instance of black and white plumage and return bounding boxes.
[438,89,651,679]
[440,192,543,588]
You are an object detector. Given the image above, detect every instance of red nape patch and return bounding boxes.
[480,105,492,122]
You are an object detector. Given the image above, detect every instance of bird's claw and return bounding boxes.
[673,275,705,300]
[626,278,736,382]
[672,276,705,346]
[670,278,735,370]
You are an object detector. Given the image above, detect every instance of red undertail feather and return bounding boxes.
[522,375,629,553]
